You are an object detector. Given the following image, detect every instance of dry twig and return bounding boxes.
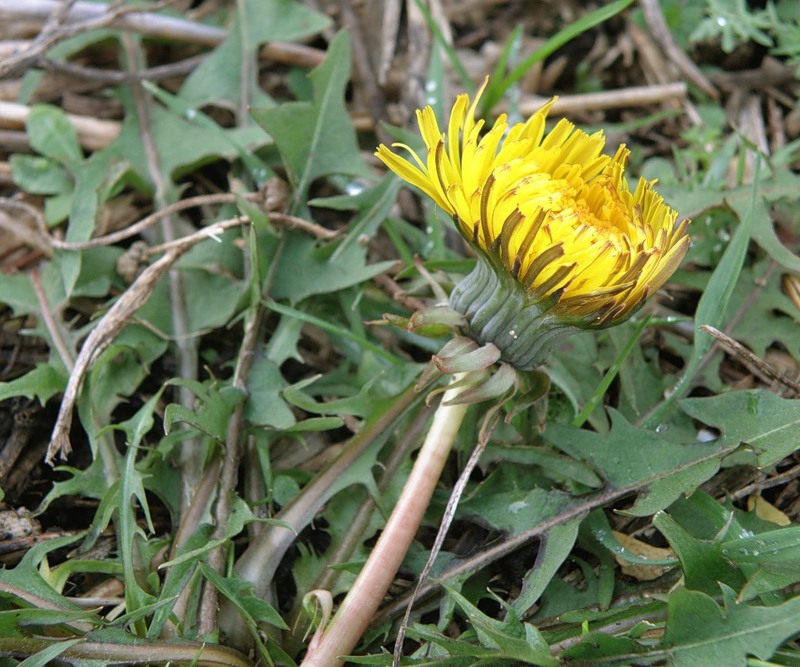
[639,0,718,100]
[508,82,688,117]
[699,325,800,395]
[46,216,247,463]
[0,0,219,78]
[30,269,74,372]
[0,100,120,150]
[0,0,326,78]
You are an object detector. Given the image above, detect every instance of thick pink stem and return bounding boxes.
[301,382,467,667]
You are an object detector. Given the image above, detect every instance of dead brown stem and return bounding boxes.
[509,82,688,117]
[0,100,120,151]
[639,0,718,100]
[0,0,217,78]
[0,0,326,77]
[30,269,74,372]
[46,216,246,463]
[699,325,800,395]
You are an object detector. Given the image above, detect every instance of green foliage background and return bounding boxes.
[1,0,800,665]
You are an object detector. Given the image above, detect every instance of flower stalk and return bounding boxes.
[301,376,469,667]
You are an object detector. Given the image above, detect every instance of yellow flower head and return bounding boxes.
[376,78,690,368]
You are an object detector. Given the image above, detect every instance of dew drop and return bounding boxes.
[425,80,438,106]
[345,181,365,196]
[696,428,717,443]
[508,501,527,514]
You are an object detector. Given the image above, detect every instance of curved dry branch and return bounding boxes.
[46,217,246,464]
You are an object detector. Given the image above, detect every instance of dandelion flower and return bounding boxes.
[376,79,689,369]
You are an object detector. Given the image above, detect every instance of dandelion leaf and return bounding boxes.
[680,389,800,467]
[664,585,800,667]
[546,410,734,517]
[250,31,371,210]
